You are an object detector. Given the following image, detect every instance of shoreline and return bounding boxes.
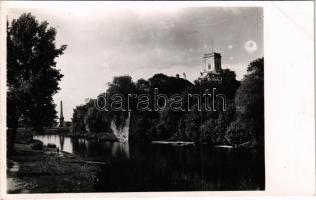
[7,147,101,193]
[35,133,259,149]
[34,133,119,142]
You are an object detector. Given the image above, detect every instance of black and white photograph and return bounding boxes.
[4,2,266,194]
[3,1,275,194]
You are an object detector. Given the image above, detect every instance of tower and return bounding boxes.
[59,101,64,127]
[203,52,222,73]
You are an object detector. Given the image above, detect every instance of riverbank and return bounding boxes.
[7,148,100,193]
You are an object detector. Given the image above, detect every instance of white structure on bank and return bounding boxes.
[111,112,130,143]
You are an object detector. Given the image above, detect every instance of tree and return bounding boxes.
[172,69,240,143]
[148,73,193,96]
[7,13,66,153]
[72,105,88,135]
[136,78,150,93]
[131,73,192,141]
[84,99,110,136]
[233,57,264,145]
[106,76,136,129]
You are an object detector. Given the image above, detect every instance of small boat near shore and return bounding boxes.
[151,142,254,149]
[152,141,195,146]
[214,145,234,149]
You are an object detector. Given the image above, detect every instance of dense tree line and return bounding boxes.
[72,58,264,147]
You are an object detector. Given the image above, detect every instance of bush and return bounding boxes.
[30,140,44,150]
[15,128,34,144]
[47,143,57,148]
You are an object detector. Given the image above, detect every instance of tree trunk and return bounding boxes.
[7,118,18,157]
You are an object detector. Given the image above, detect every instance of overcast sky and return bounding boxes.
[7,2,263,121]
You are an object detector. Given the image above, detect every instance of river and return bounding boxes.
[34,134,264,192]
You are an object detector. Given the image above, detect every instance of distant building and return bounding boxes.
[203,52,222,74]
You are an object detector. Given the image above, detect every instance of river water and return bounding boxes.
[34,134,264,192]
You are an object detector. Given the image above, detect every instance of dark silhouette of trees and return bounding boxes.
[7,13,66,153]
[106,76,136,129]
[70,58,264,147]
[72,99,112,138]
[163,69,240,142]
[226,58,264,145]
[148,73,193,96]
[72,104,89,135]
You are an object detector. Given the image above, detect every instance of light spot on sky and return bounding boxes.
[228,45,233,50]
[244,40,258,54]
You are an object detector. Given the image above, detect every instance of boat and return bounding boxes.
[152,141,195,146]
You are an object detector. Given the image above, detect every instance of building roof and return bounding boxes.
[203,52,221,59]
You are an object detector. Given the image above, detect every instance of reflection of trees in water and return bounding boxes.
[86,141,108,157]
[92,141,264,191]
[36,134,264,191]
[59,135,65,151]
[125,145,263,191]
[197,148,264,190]
[111,142,130,159]
[69,138,131,159]
[70,138,88,157]
[36,135,264,190]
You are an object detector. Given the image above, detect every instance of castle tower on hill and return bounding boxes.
[203,52,222,73]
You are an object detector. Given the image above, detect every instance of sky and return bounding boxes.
[7,2,263,121]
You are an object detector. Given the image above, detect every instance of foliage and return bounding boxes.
[72,104,88,134]
[228,57,264,145]
[162,69,241,143]
[84,101,110,134]
[106,76,136,129]
[131,74,193,141]
[72,99,111,136]
[71,58,264,147]
[7,13,66,153]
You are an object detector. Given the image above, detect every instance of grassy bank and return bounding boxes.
[7,150,100,193]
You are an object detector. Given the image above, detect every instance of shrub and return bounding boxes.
[30,140,44,150]
[47,143,57,148]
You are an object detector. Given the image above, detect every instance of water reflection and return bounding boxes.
[60,135,65,151]
[34,134,264,191]
[34,135,131,159]
[112,142,130,159]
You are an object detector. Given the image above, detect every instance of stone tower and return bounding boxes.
[59,101,64,127]
[203,52,222,73]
